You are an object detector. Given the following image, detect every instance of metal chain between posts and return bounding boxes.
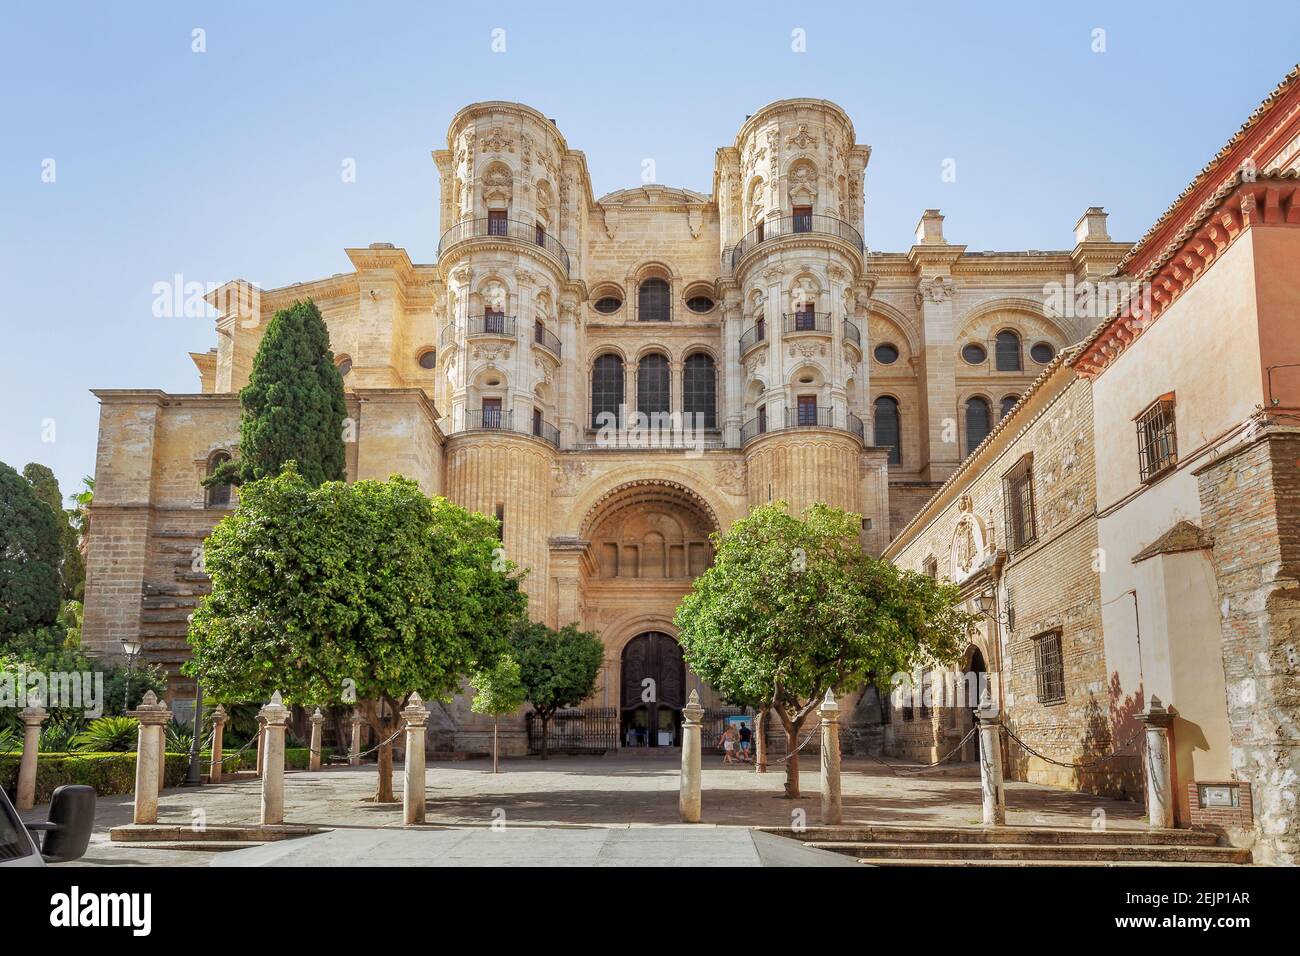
[1003,723,1144,770]
[347,722,407,761]
[867,725,979,777]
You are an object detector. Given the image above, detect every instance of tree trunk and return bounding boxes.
[783,727,799,798]
[376,738,395,802]
[540,713,549,760]
[493,717,499,774]
[754,705,769,774]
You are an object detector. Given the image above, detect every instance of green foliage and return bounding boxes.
[0,752,189,804]
[71,716,139,753]
[21,463,86,601]
[471,655,528,717]
[0,727,18,755]
[213,299,347,488]
[509,619,604,756]
[166,722,195,754]
[39,718,83,753]
[0,623,166,722]
[0,460,62,636]
[187,467,525,707]
[675,502,978,793]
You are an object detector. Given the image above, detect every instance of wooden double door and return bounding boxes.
[620,632,685,748]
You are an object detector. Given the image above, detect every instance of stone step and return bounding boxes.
[781,824,1221,847]
[850,858,1246,868]
[805,841,1251,864]
[124,841,266,853]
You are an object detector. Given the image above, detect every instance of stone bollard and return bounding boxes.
[401,693,430,825]
[255,714,267,777]
[679,689,704,823]
[819,689,843,825]
[259,692,290,825]
[974,686,1006,826]
[16,695,49,811]
[309,707,325,771]
[1139,695,1175,829]
[128,690,172,825]
[210,705,227,783]
[349,712,364,767]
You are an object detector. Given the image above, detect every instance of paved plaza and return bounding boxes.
[23,754,1148,867]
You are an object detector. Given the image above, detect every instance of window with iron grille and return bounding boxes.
[591,354,624,427]
[995,330,1022,371]
[923,556,938,579]
[638,278,671,322]
[1002,455,1037,552]
[683,353,716,428]
[1033,630,1065,704]
[1136,395,1178,482]
[637,354,670,416]
[873,395,901,465]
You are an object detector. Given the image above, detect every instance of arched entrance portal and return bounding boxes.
[620,632,685,747]
[960,645,988,762]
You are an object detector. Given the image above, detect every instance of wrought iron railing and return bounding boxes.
[739,406,867,446]
[532,322,562,357]
[459,408,561,448]
[783,311,832,334]
[842,319,862,347]
[525,707,618,755]
[466,314,515,337]
[739,320,767,353]
[532,417,561,448]
[439,323,458,347]
[848,410,865,441]
[437,217,571,276]
[729,214,864,271]
[464,407,512,432]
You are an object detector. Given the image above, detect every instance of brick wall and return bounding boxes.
[1195,429,1300,864]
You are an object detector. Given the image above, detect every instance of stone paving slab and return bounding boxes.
[211,825,860,867]
[22,755,1147,867]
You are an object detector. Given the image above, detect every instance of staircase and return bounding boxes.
[771,825,1251,866]
[140,524,215,679]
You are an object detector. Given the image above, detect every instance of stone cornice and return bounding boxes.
[1075,173,1300,378]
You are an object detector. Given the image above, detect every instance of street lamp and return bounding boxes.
[976,589,1014,630]
[120,638,142,712]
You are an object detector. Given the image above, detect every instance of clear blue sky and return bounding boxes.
[2,1,1297,501]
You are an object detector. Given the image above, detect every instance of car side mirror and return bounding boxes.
[29,785,96,863]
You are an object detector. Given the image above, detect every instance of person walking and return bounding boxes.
[737,722,752,763]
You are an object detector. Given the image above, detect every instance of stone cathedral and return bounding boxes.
[83,98,1129,750]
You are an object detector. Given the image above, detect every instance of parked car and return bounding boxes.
[0,785,95,866]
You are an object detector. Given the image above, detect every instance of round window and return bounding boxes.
[336,358,353,377]
[418,349,437,370]
[593,297,622,314]
[1030,342,1056,364]
[962,343,987,365]
[873,343,899,365]
[686,296,715,314]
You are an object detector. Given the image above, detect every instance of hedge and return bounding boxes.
[0,752,190,805]
[0,747,335,803]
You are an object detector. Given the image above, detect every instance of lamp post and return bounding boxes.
[120,637,142,712]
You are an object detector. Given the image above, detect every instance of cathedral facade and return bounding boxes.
[82,98,1128,747]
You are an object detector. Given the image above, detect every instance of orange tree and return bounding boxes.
[185,465,525,801]
[674,502,977,798]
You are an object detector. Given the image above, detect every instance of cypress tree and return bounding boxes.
[0,460,62,637]
[210,299,347,488]
[22,463,86,601]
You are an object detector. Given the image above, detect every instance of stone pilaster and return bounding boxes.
[679,690,704,823]
[16,698,48,812]
[402,693,431,825]
[210,705,227,783]
[1139,696,1175,829]
[819,690,843,825]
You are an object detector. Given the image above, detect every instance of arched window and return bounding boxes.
[965,397,992,455]
[873,396,901,465]
[638,278,671,323]
[995,330,1022,371]
[683,353,716,429]
[206,452,232,508]
[637,353,670,417]
[591,354,624,427]
[1000,394,1019,419]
